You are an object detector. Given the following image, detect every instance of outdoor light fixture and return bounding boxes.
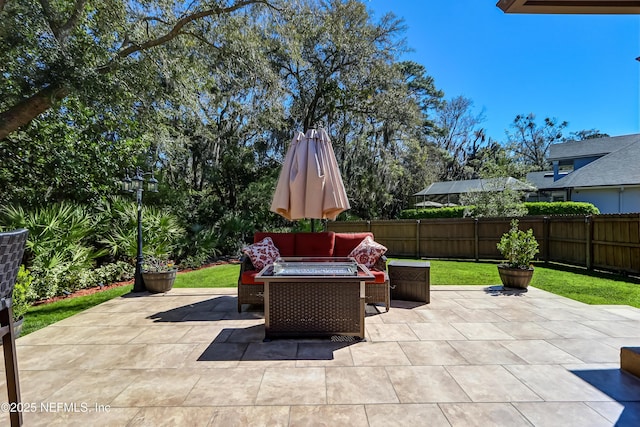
[121,167,159,292]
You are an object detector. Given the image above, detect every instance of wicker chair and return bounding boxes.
[0,228,28,427]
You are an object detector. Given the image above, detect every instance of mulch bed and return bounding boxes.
[33,259,240,306]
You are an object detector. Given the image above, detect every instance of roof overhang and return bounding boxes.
[497,0,640,14]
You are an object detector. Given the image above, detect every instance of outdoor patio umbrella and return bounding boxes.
[270,127,350,222]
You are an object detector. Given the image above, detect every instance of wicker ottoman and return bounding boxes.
[388,260,430,303]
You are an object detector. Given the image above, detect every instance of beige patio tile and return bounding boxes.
[289,405,368,427]
[295,341,355,367]
[504,364,613,401]
[536,321,610,339]
[450,322,515,340]
[493,321,562,339]
[239,341,298,367]
[448,341,527,365]
[440,402,535,426]
[514,402,612,426]
[128,407,216,426]
[326,367,399,404]
[445,365,542,402]
[22,407,141,427]
[48,369,141,405]
[414,309,466,323]
[177,325,231,343]
[415,297,464,310]
[350,341,411,366]
[366,323,419,341]
[20,369,79,402]
[490,308,548,322]
[129,325,193,344]
[256,367,326,405]
[182,342,243,368]
[111,369,202,407]
[16,325,108,345]
[16,344,94,370]
[386,366,471,403]
[453,308,507,323]
[66,326,144,344]
[408,323,466,340]
[378,308,425,324]
[365,403,451,427]
[601,307,640,321]
[566,307,631,321]
[500,339,583,364]
[399,341,468,365]
[453,298,502,310]
[183,367,264,406]
[527,308,590,321]
[548,339,621,363]
[581,320,640,338]
[585,401,640,425]
[208,406,290,427]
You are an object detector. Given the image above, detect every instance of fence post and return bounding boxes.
[367,220,371,232]
[585,215,593,270]
[416,220,420,259]
[543,216,550,264]
[474,218,479,261]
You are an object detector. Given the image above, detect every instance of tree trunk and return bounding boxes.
[0,85,69,140]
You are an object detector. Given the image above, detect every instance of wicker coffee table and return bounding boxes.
[256,258,374,340]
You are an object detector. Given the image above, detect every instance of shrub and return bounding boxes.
[400,207,467,219]
[524,202,600,215]
[497,219,540,269]
[12,266,33,320]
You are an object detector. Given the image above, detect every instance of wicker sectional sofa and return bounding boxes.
[238,231,389,313]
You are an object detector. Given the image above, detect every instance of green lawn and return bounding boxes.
[20,260,640,337]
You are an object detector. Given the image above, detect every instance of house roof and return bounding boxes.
[548,141,640,189]
[497,0,640,14]
[548,134,640,161]
[525,171,554,190]
[414,177,535,196]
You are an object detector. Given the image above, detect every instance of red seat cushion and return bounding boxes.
[254,232,296,257]
[333,232,374,257]
[294,232,335,257]
[367,269,387,284]
[241,270,264,285]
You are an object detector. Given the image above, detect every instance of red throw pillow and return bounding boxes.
[242,237,280,270]
[348,236,387,268]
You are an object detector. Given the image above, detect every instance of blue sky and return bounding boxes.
[367,0,640,142]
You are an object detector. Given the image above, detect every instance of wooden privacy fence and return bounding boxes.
[327,214,640,275]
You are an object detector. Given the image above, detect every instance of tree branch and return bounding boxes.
[0,84,69,140]
[99,0,274,72]
[38,0,87,44]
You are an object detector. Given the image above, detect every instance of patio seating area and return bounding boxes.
[3,285,640,426]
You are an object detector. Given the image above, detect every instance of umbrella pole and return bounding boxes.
[311,218,316,232]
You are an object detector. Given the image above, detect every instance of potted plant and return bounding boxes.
[496,219,539,289]
[12,265,32,337]
[142,256,177,293]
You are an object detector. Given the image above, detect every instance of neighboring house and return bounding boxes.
[413,177,535,206]
[525,171,568,202]
[546,134,640,214]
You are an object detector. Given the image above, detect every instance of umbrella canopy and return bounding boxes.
[271,128,350,221]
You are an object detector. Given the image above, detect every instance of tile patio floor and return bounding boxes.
[3,285,640,426]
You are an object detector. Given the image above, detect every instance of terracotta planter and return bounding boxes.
[142,270,177,293]
[497,265,534,289]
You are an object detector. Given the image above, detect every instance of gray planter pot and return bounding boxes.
[142,270,177,293]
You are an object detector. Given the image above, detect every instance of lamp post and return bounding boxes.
[121,167,159,292]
